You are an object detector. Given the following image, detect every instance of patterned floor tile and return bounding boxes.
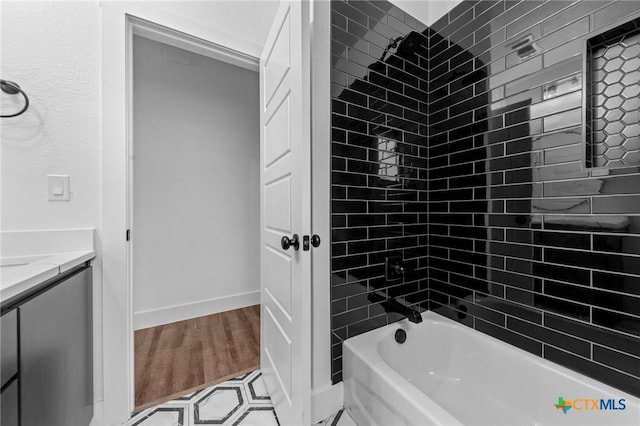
[227,371,253,382]
[244,373,271,404]
[194,385,245,424]
[129,406,188,426]
[127,369,360,426]
[172,389,205,402]
[128,370,282,426]
[232,406,279,425]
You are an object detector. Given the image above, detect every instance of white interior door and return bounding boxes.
[259,1,311,425]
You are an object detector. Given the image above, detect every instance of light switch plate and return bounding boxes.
[47,175,70,201]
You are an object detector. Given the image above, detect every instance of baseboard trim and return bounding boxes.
[134,290,260,330]
[311,382,344,423]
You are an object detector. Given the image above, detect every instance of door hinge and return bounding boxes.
[126,229,130,241]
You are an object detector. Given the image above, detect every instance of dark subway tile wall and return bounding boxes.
[330,0,429,383]
[329,0,640,394]
[429,0,640,396]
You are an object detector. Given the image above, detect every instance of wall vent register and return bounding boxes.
[586,15,640,168]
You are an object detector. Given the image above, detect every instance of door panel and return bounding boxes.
[263,9,290,105]
[265,175,291,234]
[263,305,292,400]
[265,246,292,313]
[260,1,310,425]
[265,95,291,168]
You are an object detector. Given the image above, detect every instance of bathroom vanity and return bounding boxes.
[0,230,95,426]
[1,264,93,426]
[1,308,18,426]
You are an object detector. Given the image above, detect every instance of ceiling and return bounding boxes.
[148,0,462,58]
[149,0,280,53]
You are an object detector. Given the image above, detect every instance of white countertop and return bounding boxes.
[1,229,96,304]
[0,251,96,303]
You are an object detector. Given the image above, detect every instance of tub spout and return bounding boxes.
[407,308,423,323]
[383,298,423,323]
[405,308,423,323]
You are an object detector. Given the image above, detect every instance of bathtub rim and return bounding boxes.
[343,310,639,424]
[345,334,464,426]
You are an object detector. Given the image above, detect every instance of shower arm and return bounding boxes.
[379,36,405,62]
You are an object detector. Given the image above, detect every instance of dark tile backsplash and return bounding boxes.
[330,0,640,395]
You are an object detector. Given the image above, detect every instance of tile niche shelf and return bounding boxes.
[585,15,640,169]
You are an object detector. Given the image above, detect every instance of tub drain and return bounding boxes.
[395,328,407,344]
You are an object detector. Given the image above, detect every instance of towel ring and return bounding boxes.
[1,80,30,118]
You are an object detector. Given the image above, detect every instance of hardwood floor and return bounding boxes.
[134,305,260,411]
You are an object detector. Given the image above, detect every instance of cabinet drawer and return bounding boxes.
[1,379,19,426]
[1,309,18,388]
[20,267,93,426]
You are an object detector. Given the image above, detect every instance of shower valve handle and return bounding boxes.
[281,234,300,251]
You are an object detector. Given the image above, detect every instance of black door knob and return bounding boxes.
[281,234,300,251]
[310,234,321,248]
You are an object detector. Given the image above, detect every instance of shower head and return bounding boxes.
[379,31,427,62]
[396,31,427,57]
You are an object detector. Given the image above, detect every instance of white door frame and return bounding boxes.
[309,0,344,421]
[101,3,261,424]
[101,2,337,425]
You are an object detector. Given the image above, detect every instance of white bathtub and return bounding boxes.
[343,311,640,426]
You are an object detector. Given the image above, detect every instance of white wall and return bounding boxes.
[0,1,100,231]
[132,36,260,329]
[149,0,279,55]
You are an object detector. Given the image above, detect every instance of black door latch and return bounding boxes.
[302,234,321,251]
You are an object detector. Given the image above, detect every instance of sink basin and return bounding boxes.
[0,229,96,303]
[1,255,58,293]
[1,251,95,299]
[0,263,59,293]
[1,255,50,268]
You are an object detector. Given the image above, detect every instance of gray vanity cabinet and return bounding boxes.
[19,267,93,426]
[1,309,19,426]
[1,309,18,387]
[1,380,19,426]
